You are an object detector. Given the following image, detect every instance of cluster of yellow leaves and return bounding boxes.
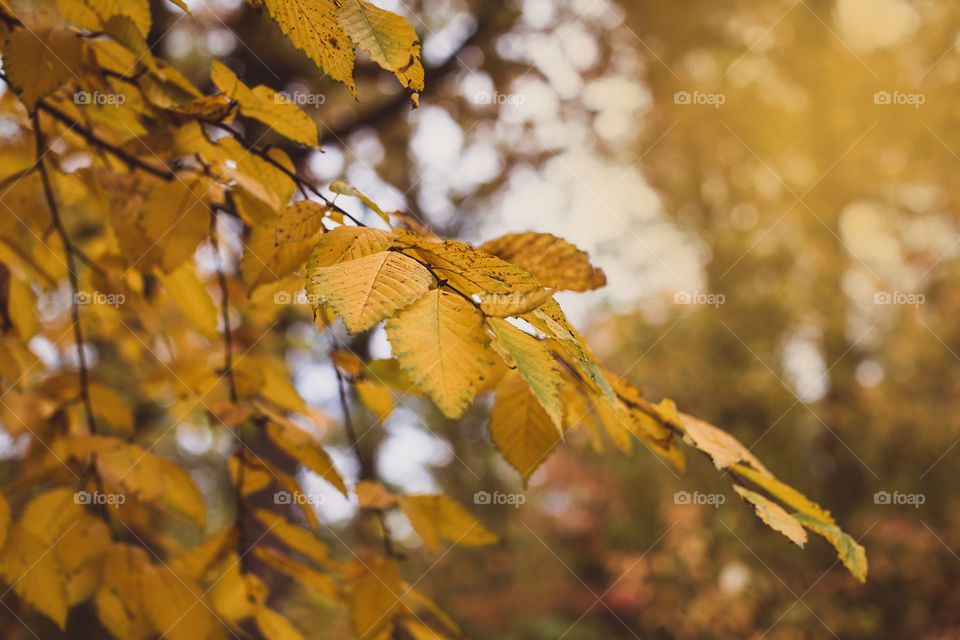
[305,220,867,581]
[0,0,867,638]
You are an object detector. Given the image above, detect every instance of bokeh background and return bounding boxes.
[8,0,960,637]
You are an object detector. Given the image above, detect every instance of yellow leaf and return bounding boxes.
[210,61,319,146]
[96,544,152,640]
[0,493,9,550]
[169,527,237,582]
[76,437,207,525]
[792,513,868,583]
[209,558,262,623]
[355,479,398,510]
[734,486,807,547]
[253,546,339,597]
[356,379,394,421]
[57,513,110,605]
[330,180,390,225]
[399,234,544,300]
[255,606,306,640]
[256,0,355,92]
[88,381,135,433]
[487,318,564,430]
[230,455,273,496]
[305,225,392,270]
[404,619,450,640]
[480,232,607,292]
[478,287,554,317]
[276,201,331,244]
[138,177,212,272]
[158,263,219,339]
[330,349,365,377]
[20,487,84,542]
[679,412,773,477]
[488,372,562,483]
[307,251,433,333]
[87,0,152,38]
[386,288,493,419]
[337,0,424,94]
[400,494,498,551]
[1,27,82,111]
[253,508,332,566]
[346,555,402,639]
[0,524,69,629]
[143,564,221,640]
[731,464,836,527]
[265,420,348,496]
[243,220,321,291]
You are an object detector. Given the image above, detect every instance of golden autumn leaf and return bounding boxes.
[487,317,564,430]
[138,177,212,272]
[143,564,225,640]
[386,288,494,419]
[480,232,607,292]
[488,371,562,483]
[255,0,355,91]
[210,61,319,146]
[346,554,402,639]
[355,479,398,510]
[679,412,773,476]
[734,486,807,547]
[158,264,219,339]
[265,419,348,496]
[255,606,307,640]
[95,544,153,640]
[306,250,433,333]
[337,0,424,96]
[1,27,83,111]
[276,201,332,245]
[355,379,394,421]
[253,546,340,598]
[792,513,868,584]
[305,225,393,270]
[400,494,498,551]
[253,508,334,566]
[0,524,70,629]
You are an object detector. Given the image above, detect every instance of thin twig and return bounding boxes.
[33,113,97,435]
[335,366,396,558]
